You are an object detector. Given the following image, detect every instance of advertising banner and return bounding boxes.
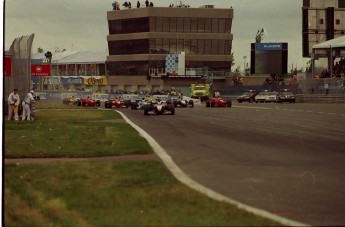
[255,43,283,51]
[4,56,12,77]
[84,76,108,85]
[61,77,84,85]
[31,64,51,76]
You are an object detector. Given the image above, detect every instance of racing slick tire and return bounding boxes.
[167,104,175,115]
[95,100,101,107]
[131,102,138,110]
[188,100,194,108]
[226,100,232,108]
[237,100,242,103]
[206,101,210,107]
[144,106,150,115]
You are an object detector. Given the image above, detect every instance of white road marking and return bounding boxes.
[116,110,309,227]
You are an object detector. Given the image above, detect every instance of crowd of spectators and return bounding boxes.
[232,75,243,86]
[333,57,345,77]
[112,0,154,10]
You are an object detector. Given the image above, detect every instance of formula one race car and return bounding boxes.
[62,96,79,105]
[143,99,175,115]
[205,97,232,107]
[131,97,151,110]
[105,97,130,108]
[169,96,194,108]
[77,97,100,107]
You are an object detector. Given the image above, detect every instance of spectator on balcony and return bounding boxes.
[145,0,149,7]
[137,1,140,8]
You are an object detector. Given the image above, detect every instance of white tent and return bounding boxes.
[313,35,345,50]
[311,35,345,77]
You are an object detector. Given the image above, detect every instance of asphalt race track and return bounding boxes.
[119,102,345,226]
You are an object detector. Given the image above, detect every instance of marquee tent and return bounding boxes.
[311,35,345,77]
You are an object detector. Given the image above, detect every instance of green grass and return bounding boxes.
[4,109,152,158]
[4,104,282,226]
[4,161,280,226]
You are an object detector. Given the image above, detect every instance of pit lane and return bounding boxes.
[118,102,345,226]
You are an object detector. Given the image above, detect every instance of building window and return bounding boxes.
[205,40,211,54]
[198,18,205,32]
[177,18,184,32]
[212,19,219,33]
[320,19,324,24]
[156,17,163,32]
[336,19,341,25]
[190,40,197,54]
[303,0,310,7]
[163,17,170,32]
[163,39,170,54]
[109,40,149,55]
[170,17,177,32]
[198,40,204,54]
[184,18,191,32]
[170,39,177,53]
[108,18,150,34]
[191,18,198,32]
[218,19,226,33]
[339,0,345,8]
[205,19,212,33]
[225,19,232,32]
[211,40,218,54]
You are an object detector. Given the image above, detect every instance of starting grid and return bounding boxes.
[35,92,201,104]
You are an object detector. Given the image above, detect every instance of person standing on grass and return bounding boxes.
[22,90,35,121]
[7,88,20,121]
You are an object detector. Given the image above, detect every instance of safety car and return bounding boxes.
[237,90,257,103]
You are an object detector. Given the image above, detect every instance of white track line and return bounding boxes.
[116,110,308,227]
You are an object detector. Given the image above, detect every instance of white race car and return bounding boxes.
[255,91,278,103]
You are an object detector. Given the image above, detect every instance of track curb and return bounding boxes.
[117,110,309,227]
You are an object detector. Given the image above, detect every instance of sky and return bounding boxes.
[3,0,307,71]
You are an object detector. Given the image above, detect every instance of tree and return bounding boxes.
[255,28,265,43]
[37,47,44,53]
[230,52,236,72]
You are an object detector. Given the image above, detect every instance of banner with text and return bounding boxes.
[84,76,108,85]
[31,64,51,76]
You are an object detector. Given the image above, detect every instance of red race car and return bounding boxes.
[105,97,130,108]
[77,97,100,107]
[206,97,232,107]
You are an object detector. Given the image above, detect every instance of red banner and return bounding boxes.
[4,56,12,77]
[31,64,51,76]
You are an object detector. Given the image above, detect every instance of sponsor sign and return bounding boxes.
[255,43,283,51]
[31,64,51,76]
[61,77,84,85]
[84,76,108,85]
[4,56,12,77]
[92,93,109,101]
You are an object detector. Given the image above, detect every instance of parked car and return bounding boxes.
[277,90,296,103]
[255,91,278,103]
[237,90,257,103]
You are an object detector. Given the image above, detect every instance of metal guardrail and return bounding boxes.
[222,94,345,104]
[295,94,345,103]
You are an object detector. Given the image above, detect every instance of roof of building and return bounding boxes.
[32,50,108,64]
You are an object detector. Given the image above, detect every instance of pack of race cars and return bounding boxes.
[63,89,295,116]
